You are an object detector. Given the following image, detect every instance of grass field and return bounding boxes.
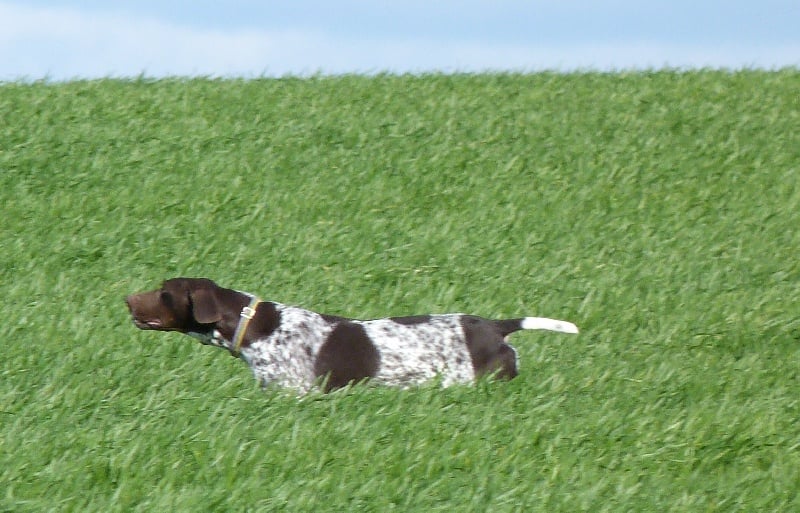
[1,70,799,511]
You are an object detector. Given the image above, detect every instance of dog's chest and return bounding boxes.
[243,305,333,391]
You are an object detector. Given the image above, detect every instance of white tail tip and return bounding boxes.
[521,317,579,334]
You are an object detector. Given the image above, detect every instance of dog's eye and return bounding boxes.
[160,290,173,306]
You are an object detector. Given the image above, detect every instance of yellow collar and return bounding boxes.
[232,295,262,355]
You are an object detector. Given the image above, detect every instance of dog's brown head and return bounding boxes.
[126,277,223,332]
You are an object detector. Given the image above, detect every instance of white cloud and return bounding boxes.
[1,2,797,81]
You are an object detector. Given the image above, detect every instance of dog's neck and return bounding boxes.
[190,288,281,355]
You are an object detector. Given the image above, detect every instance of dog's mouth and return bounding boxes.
[132,318,164,330]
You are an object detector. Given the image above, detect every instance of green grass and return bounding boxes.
[1,70,799,511]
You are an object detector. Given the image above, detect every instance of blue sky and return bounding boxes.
[1,1,798,81]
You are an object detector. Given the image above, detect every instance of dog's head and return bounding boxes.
[126,277,223,332]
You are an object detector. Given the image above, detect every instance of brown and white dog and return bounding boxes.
[126,277,578,393]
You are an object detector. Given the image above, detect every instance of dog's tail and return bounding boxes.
[495,317,579,337]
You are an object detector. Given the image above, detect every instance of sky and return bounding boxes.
[1,1,798,81]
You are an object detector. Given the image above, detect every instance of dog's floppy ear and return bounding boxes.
[189,285,222,324]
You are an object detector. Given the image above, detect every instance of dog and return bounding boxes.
[126,277,578,392]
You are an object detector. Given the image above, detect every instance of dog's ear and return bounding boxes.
[189,285,222,324]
